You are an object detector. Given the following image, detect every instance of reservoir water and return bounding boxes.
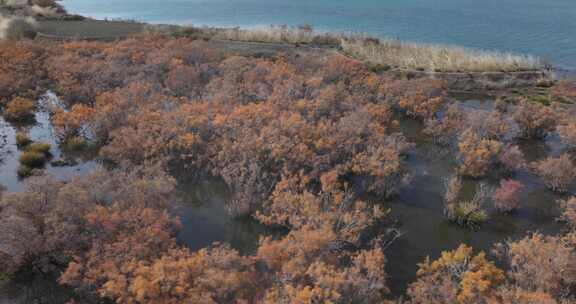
[62,0,576,69]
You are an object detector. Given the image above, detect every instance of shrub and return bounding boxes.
[497,144,525,173]
[424,103,463,144]
[457,129,502,178]
[26,142,51,155]
[449,201,489,227]
[18,142,51,169]
[513,99,557,139]
[17,164,33,177]
[0,40,47,100]
[396,79,446,120]
[550,80,576,103]
[469,110,509,140]
[18,150,46,167]
[532,154,576,193]
[15,132,31,148]
[3,96,35,122]
[557,120,576,150]
[61,136,86,151]
[52,104,94,140]
[50,158,75,167]
[164,65,204,97]
[408,244,505,303]
[443,175,462,205]
[559,197,576,229]
[445,183,491,229]
[492,179,523,213]
[494,232,576,298]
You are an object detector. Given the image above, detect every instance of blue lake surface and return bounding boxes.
[62,0,576,69]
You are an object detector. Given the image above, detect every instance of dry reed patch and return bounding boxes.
[214,25,341,45]
[341,38,544,72]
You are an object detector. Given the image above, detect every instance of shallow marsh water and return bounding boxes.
[172,175,267,254]
[0,94,97,193]
[385,102,567,294]
[0,96,572,301]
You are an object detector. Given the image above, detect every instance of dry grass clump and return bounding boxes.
[0,16,37,40]
[3,96,35,121]
[215,25,341,45]
[19,150,46,167]
[15,131,31,148]
[445,183,491,229]
[26,142,51,155]
[17,141,51,177]
[341,38,544,72]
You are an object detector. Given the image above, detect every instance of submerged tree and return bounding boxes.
[457,129,502,178]
[513,99,557,139]
[492,179,523,213]
[532,154,576,193]
[494,232,576,301]
[407,244,505,304]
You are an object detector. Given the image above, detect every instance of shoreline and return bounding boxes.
[1,4,569,91]
[32,17,559,91]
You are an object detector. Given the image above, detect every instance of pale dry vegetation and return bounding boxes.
[158,24,546,73]
[214,25,341,45]
[341,38,544,72]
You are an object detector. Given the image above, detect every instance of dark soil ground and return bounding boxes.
[36,20,146,40]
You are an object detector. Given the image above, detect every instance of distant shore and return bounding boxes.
[0,2,562,91]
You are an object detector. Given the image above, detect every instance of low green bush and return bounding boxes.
[51,158,76,167]
[449,201,488,228]
[26,142,51,155]
[3,97,35,122]
[62,136,87,151]
[369,63,392,73]
[19,151,46,167]
[17,164,33,177]
[15,132,31,148]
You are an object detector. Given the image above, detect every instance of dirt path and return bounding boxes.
[37,20,146,40]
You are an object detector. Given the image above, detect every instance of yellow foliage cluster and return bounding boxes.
[410,244,504,304]
[457,129,502,177]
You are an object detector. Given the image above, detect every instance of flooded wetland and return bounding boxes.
[1,1,576,302]
[1,91,573,301]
